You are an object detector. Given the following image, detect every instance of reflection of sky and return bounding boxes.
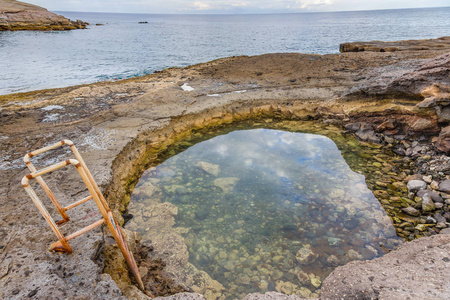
[132,129,399,261]
[196,129,355,182]
[143,129,372,208]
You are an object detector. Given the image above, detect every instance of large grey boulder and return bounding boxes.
[320,234,450,299]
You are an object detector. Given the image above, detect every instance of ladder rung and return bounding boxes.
[49,218,105,250]
[63,195,93,211]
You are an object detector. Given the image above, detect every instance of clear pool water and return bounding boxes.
[127,128,402,299]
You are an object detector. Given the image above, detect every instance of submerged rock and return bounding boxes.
[309,274,322,288]
[213,177,239,193]
[326,255,341,267]
[295,244,318,265]
[328,237,343,246]
[195,161,220,176]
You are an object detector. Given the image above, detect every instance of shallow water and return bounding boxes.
[127,125,402,299]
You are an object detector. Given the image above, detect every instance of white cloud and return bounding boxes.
[189,0,251,11]
[192,1,214,10]
[298,0,334,9]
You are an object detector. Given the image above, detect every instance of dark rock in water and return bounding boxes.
[402,206,420,217]
[344,217,360,230]
[122,213,133,224]
[282,223,297,232]
[175,186,188,195]
[438,179,450,193]
[417,190,444,203]
[178,195,191,204]
[195,208,210,220]
[267,281,276,291]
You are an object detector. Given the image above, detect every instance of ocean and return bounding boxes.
[0,7,449,95]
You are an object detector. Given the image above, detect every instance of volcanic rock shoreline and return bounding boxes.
[0,0,87,31]
[0,37,450,299]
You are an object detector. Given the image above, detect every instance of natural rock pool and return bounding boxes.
[126,123,403,299]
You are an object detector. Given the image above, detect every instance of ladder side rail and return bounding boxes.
[22,176,72,253]
[74,163,145,290]
[23,140,74,223]
[69,143,112,211]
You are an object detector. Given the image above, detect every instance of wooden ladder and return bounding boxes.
[21,140,144,290]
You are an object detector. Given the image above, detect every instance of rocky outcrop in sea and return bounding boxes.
[0,0,87,31]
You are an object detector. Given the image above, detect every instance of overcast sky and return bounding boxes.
[27,0,449,14]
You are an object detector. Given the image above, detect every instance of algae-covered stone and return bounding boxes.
[296,244,318,265]
[326,255,340,266]
[297,270,310,285]
[296,287,312,298]
[347,249,363,260]
[275,280,297,294]
[415,224,429,231]
[328,237,343,246]
[310,274,322,288]
[422,194,436,212]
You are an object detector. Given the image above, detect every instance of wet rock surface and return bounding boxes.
[0,0,87,31]
[0,37,449,299]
